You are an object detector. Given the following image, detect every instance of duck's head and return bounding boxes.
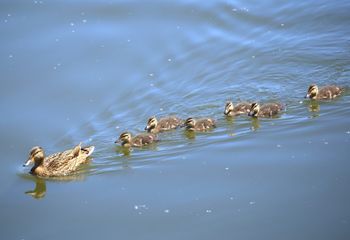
[145,117,158,132]
[305,84,318,99]
[248,103,260,117]
[116,132,132,146]
[224,101,234,115]
[24,146,45,167]
[184,118,196,131]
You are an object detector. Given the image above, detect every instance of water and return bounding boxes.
[1,0,350,239]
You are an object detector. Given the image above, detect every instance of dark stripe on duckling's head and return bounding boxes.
[145,116,157,131]
[306,84,318,99]
[248,103,260,117]
[224,101,234,115]
[185,117,194,124]
[119,132,131,138]
[184,118,196,129]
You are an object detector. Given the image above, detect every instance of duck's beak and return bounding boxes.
[305,94,310,99]
[144,126,150,131]
[224,109,229,115]
[114,139,120,144]
[248,111,252,116]
[23,158,32,167]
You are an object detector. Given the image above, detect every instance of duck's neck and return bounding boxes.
[30,157,44,175]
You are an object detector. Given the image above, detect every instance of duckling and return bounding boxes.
[184,117,216,131]
[305,84,343,100]
[145,116,182,133]
[116,132,157,147]
[23,144,95,177]
[248,102,283,118]
[224,101,251,116]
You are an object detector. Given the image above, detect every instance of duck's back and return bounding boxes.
[318,85,342,99]
[41,146,94,176]
[195,118,216,130]
[234,102,251,114]
[259,103,283,117]
[158,117,182,131]
[132,134,157,147]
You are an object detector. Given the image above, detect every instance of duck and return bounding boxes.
[115,132,158,147]
[145,116,182,133]
[183,117,216,131]
[224,101,251,116]
[248,102,283,118]
[305,84,343,100]
[23,144,95,177]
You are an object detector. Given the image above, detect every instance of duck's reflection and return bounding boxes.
[116,146,132,157]
[184,130,196,140]
[250,117,260,131]
[25,177,46,199]
[308,100,320,118]
[23,171,87,199]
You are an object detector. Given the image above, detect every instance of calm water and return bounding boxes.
[1,0,350,239]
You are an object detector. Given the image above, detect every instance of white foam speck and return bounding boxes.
[206,209,212,213]
[249,201,256,205]
[164,209,170,213]
[277,144,281,148]
[167,58,172,62]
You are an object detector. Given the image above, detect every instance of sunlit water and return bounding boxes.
[1,1,350,239]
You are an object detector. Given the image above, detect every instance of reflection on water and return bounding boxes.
[25,178,46,199]
[308,101,320,114]
[116,146,132,157]
[250,118,260,131]
[184,130,196,140]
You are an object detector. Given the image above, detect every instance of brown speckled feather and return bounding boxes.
[258,103,283,117]
[131,134,157,147]
[190,118,216,131]
[317,85,342,99]
[232,102,251,116]
[157,117,182,131]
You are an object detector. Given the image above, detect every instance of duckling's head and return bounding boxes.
[145,117,158,132]
[305,84,318,99]
[24,146,45,167]
[117,132,132,146]
[248,103,260,117]
[184,118,196,131]
[224,101,234,115]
